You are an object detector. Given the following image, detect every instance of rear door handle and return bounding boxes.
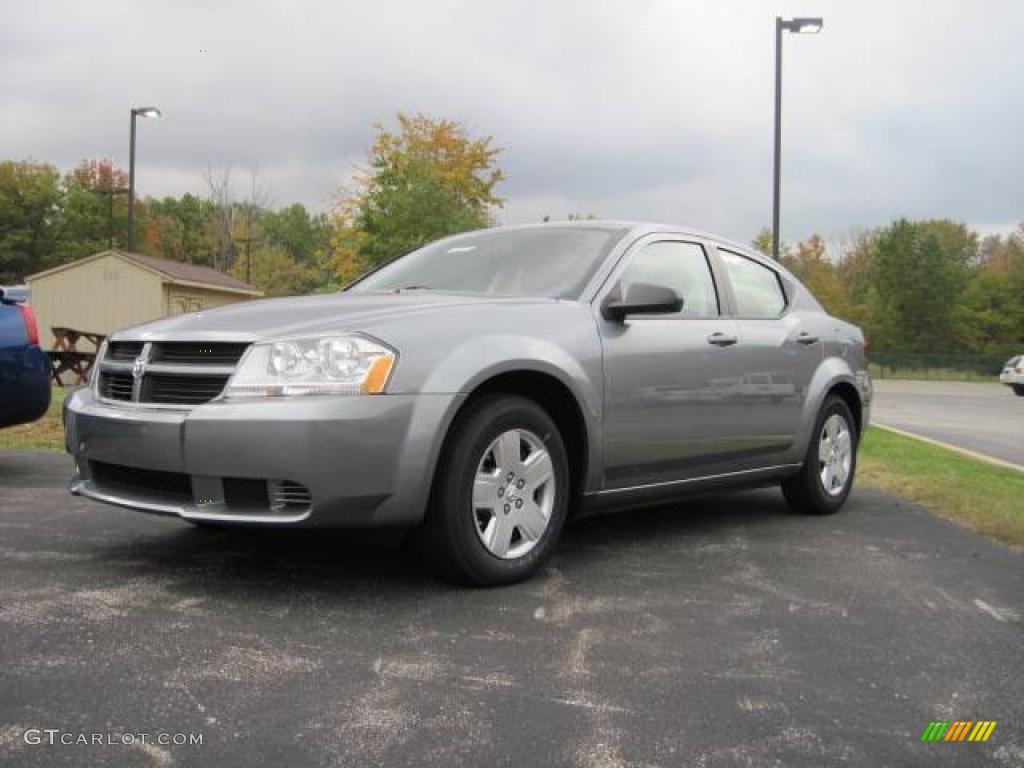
[707,332,738,347]
[796,332,820,345]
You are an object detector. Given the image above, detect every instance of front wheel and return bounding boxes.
[782,395,858,515]
[418,394,570,586]
[1012,385,1024,397]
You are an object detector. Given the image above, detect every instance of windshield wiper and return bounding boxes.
[394,285,433,293]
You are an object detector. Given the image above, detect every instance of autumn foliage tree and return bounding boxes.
[332,113,504,283]
[781,234,851,319]
[54,159,131,263]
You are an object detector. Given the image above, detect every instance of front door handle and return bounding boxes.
[707,332,738,347]
[796,332,820,345]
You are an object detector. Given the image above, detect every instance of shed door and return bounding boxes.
[168,292,203,315]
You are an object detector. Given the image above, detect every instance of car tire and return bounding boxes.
[418,393,570,586]
[1013,385,1024,397]
[782,395,858,516]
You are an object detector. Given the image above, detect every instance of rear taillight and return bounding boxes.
[862,338,870,360]
[18,304,40,346]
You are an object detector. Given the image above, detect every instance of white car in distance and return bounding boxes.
[999,355,1024,396]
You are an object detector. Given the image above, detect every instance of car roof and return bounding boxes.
[484,220,814,308]
[490,220,761,256]
[0,285,30,303]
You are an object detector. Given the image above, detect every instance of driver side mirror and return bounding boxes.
[602,282,683,322]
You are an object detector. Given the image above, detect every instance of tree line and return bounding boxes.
[0,158,336,296]
[755,220,1024,359]
[1,112,1020,358]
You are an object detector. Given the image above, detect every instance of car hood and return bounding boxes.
[115,291,557,342]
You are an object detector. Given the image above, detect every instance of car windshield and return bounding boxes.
[349,226,626,299]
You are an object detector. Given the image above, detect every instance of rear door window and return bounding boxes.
[719,250,787,318]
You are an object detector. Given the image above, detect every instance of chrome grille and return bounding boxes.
[146,373,231,404]
[98,340,248,407]
[270,480,313,513]
[107,342,144,361]
[99,371,134,401]
[151,342,249,365]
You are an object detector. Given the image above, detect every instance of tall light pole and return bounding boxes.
[773,17,822,260]
[128,106,162,250]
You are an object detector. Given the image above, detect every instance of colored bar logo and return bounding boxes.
[921,721,997,742]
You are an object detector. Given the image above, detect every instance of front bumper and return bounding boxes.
[65,387,462,527]
[999,371,1023,386]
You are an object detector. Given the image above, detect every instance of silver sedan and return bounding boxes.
[65,222,871,585]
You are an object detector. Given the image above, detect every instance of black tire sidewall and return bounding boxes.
[435,395,570,585]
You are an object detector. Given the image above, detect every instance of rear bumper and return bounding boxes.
[855,369,872,432]
[999,371,1023,386]
[65,387,462,527]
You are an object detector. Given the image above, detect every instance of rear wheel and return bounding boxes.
[418,394,569,586]
[1012,385,1024,397]
[782,395,857,515]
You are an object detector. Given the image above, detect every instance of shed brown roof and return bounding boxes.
[115,250,260,293]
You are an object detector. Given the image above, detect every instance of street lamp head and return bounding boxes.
[781,17,823,34]
[132,106,162,118]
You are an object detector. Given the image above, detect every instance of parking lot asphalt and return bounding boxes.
[871,380,1024,468]
[1,450,1022,768]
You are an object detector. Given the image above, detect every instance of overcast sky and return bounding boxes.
[2,0,1022,246]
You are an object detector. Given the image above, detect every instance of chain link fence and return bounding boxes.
[869,352,1013,381]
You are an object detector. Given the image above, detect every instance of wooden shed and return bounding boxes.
[26,250,263,349]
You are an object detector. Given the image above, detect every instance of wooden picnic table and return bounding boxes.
[48,327,107,386]
[52,326,106,353]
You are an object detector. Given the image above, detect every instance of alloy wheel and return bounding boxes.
[818,413,853,497]
[472,428,556,559]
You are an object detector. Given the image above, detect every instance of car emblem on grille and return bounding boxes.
[132,356,147,381]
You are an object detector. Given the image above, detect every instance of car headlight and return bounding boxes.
[223,335,396,397]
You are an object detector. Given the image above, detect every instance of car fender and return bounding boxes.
[792,355,863,460]
[417,333,604,491]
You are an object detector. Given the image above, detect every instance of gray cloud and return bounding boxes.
[1,0,1021,246]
